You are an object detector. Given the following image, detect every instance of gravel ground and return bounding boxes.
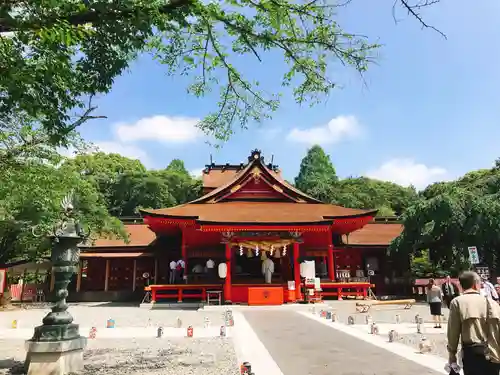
[0,338,239,375]
[0,303,228,329]
[0,304,239,374]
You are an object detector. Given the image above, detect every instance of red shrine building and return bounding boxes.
[76,150,404,304]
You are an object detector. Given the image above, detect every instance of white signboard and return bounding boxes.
[468,246,480,264]
[314,277,321,291]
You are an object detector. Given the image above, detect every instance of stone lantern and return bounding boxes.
[25,191,87,375]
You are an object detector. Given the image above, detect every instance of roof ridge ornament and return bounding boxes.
[248,149,263,163]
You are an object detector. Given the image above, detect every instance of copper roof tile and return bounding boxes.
[143,201,374,223]
[203,169,282,188]
[343,223,403,245]
[84,224,155,248]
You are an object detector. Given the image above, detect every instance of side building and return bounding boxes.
[75,150,405,303]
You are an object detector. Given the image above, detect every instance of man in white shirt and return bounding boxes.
[169,260,177,284]
[482,277,499,301]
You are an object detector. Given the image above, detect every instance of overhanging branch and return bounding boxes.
[0,0,195,33]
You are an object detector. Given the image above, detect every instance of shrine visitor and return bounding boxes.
[206,258,215,280]
[169,260,177,284]
[441,275,460,308]
[176,259,185,283]
[447,271,500,375]
[481,277,499,301]
[426,278,443,328]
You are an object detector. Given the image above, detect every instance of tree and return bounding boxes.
[391,165,500,275]
[0,136,125,264]
[156,159,202,204]
[0,0,442,144]
[61,153,202,216]
[295,145,338,198]
[330,177,418,215]
[108,172,177,217]
[60,152,147,211]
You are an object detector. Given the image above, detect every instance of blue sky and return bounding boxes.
[74,0,500,190]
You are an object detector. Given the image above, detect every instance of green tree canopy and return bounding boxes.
[295,145,338,198]
[0,130,125,264]
[0,0,440,144]
[294,146,418,214]
[392,165,500,274]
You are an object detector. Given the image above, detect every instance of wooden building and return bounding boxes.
[76,150,404,304]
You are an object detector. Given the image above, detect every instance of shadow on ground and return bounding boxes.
[0,359,24,375]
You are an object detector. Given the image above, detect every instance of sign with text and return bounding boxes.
[468,246,480,264]
[476,266,490,280]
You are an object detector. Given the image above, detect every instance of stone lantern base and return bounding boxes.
[24,336,87,375]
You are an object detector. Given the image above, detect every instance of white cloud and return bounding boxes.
[115,115,202,143]
[189,168,204,178]
[286,115,362,145]
[366,158,448,189]
[94,141,151,166]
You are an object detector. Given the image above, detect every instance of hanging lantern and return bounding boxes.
[282,244,287,256]
[239,245,243,256]
[270,245,274,255]
[255,245,259,256]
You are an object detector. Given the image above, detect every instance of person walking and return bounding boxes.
[427,279,444,328]
[442,275,460,308]
[482,276,499,302]
[447,271,500,375]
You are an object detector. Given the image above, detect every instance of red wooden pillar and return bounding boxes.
[327,229,335,281]
[181,227,187,284]
[224,243,232,303]
[293,242,301,300]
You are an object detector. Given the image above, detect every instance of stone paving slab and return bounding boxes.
[244,310,443,375]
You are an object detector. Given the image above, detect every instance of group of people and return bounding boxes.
[169,258,216,283]
[426,272,500,375]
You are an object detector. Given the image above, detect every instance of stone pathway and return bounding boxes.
[244,310,443,375]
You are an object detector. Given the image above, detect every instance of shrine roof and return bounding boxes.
[141,201,376,223]
[80,223,156,248]
[203,168,282,189]
[342,223,403,246]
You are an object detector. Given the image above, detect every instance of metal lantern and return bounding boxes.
[365,315,372,325]
[157,327,164,338]
[388,329,398,342]
[370,322,379,335]
[347,316,355,325]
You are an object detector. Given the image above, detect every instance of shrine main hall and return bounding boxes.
[76,150,404,304]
